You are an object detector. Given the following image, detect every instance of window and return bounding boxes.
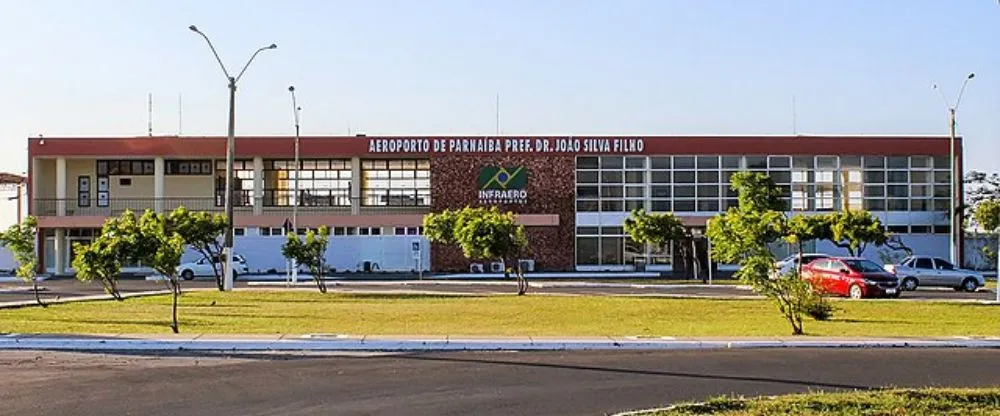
[362,159,431,206]
[118,178,132,186]
[394,227,422,235]
[216,160,255,207]
[914,257,934,269]
[167,160,213,175]
[258,227,284,237]
[234,228,246,237]
[264,159,352,207]
[97,160,155,176]
[934,258,955,270]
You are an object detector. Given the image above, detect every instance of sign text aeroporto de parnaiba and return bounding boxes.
[367,137,645,154]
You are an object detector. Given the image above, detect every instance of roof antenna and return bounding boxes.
[792,95,798,136]
[178,93,183,136]
[495,92,500,136]
[147,93,153,137]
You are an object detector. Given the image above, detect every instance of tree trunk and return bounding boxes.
[796,241,804,277]
[32,277,46,308]
[170,277,180,334]
[313,265,327,294]
[516,263,527,296]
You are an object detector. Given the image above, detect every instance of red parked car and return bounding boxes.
[800,257,901,299]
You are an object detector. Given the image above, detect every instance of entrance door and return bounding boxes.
[671,237,710,280]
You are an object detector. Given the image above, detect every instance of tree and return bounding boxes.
[824,210,889,257]
[425,207,530,295]
[282,226,330,293]
[71,237,125,301]
[707,172,811,335]
[0,216,43,307]
[974,199,1000,267]
[134,210,187,333]
[624,208,687,252]
[166,207,229,291]
[784,214,831,275]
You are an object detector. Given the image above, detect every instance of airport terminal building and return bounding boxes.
[27,134,962,276]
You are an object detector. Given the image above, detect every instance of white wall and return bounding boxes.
[0,247,14,271]
[229,235,431,273]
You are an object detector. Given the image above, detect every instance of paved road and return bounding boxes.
[1,277,994,304]
[1,349,999,415]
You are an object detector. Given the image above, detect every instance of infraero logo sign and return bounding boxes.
[477,166,528,204]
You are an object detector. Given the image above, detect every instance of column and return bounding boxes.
[55,157,67,216]
[30,157,41,216]
[351,157,361,215]
[154,157,165,213]
[54,228,66,276]
[253,157,264,215]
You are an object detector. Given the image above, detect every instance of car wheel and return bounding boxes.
[901,277,918,291]
[961,278,978,293]
[848,284,864,300]
[181,270,195,281]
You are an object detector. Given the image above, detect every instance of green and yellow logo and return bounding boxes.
[477,166,529,203]
[477,166,528,190]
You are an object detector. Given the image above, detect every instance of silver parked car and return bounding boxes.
[772,253,831,278]
[884,255,985,292]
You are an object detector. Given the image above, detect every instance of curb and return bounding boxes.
[1,336,999,352]
[246,280,752,291]
[0,289,179,309]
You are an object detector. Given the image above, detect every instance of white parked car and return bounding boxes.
[771,253,831,278]
[884,255,985,292]
[178,254,250,281]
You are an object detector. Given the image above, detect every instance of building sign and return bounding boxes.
[477,166,528,204]
[368,137,645,154]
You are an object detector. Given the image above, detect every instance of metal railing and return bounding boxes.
[32,197,431,217]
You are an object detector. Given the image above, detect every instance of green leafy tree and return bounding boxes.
[166,207,229,291]
[425,207,530,295]
[281,226,331,293]
[134,211,187,333]
[624,208,687,254]
[71,237,125,301]
[0,216,43,307]
[974,199,1000,267]
[824,210,889,257]
[784,214,831,275]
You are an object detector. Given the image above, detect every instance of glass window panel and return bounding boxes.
[697,185,719,197]
[674,185,695,198]
[650,157,671,169]
[673,156,695,169]
[600,186,623,198]
[864,185,885,197]
[887,199,909,211]
[600,156,623,169]
[674,171,695,183]
[723,199,739,210]
[651,200,671,211]
[865,199,886,211]
[576,200,599,212]
[864,171,885,183]
[792,171,810,183]
[697,200,720,212]
[793,156,815,169]
[933,185,949,197]
[601,200,624,212]
[625,157,646,169]
[840,156,861,168]
[934,171,950,184]
[887,156,908,168]
[577,227,600,235]
[697,171,719,183]
[887,171,909,183]
[768,156,791,168]
[576,237,600,265]
[577,171,598,183]
[816,156,838,169]
[651,185,671,198]
[911,171,930,183]
[911,156,931,168]
[746,156,767,169]
[651,171,671,183]
[577,186,599,198]
[910,185,931,197]
[673,200,696,212]
[721,156,741,168]
[769,171,791,184]
[600,237,623,265]
[625,171,645,184]
[724,170,740,183]
[887,185,909,197]
[933,156,951,169]
[696,156,719,169]
[601,171,623,183]
[625,186,646,198]
[934,198,949,211]
[625,200,646,211]
[864,156,885,168]
[910,199,931,211]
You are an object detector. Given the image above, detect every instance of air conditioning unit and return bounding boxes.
[518,259,535,273]
[469,263,484,273]
[489,262,505,273]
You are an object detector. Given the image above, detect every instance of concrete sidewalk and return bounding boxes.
[2,333,1000,352]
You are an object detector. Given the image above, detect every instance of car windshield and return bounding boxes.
[843,259,885,273]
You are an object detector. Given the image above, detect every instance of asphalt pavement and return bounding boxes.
[1,277,994,305]
[2,349,999,415]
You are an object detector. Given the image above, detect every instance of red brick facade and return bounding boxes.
[429,155,576,272]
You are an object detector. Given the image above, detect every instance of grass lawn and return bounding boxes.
[2,291,1000,336]
[636,388,1000,415]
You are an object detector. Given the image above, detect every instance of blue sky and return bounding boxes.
[0,0,997,225]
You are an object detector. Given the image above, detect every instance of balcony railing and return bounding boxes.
[32,197,430,217]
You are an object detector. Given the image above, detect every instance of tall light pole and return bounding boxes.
[288,85,301,285]
[934,73,974,267]
[189,25,277,291]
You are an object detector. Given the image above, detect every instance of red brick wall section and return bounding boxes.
[430,155,576,272]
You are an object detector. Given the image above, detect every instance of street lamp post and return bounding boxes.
[934,73,974,268]
[288,85,301,285]
[189,25,277,291]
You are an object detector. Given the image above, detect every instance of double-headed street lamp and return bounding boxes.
[190,25,277,291]
[933,73,974,267]
[288,85,301,285]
